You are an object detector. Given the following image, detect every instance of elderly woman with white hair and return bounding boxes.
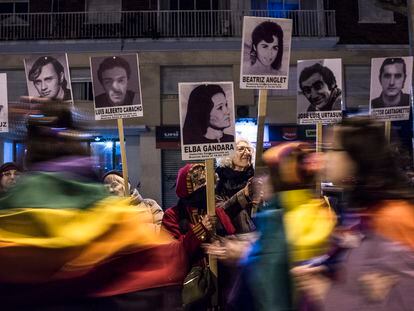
[215,138,262,233]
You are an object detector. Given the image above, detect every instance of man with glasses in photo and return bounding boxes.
[299,63,342,112]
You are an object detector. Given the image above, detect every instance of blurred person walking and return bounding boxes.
[206,142,336,311]
[293,118,414,311]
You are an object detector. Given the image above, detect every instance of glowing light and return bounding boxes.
[104,141,113,150]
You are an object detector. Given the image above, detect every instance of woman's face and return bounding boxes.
[255,35,279,67]
[233,141,253,170]
[209,92,231,130]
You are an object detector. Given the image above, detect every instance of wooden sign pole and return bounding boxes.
[316,123,323,196]
[117,118,130,197]
[255,89,268,169]
[385,121,391,143]
[205,158,218,308]
[252,89,268,216]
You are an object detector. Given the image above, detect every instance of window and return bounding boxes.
[85,0,121,24]
[3,141,25,168]
[4,140,122,177]
[72,81,94,101]
[251,0,300,10]
[90,140,122,177]
[3,141,13,163]
[0,1,29,26]
[86,0,121,12]
[166,0,223,10]
[0,1,28,14]
[358,0,395,24]
[15,142,26,167]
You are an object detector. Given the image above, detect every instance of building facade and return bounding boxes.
[0,0,410,206]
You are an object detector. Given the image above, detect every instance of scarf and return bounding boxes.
[215,165,254,198]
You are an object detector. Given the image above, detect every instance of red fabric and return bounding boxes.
[89,241,189,297]
[0,241,189,304]
[175,164,192,199]
[216,207,236,235]
[162,205,203,257]
[371,200,414,251]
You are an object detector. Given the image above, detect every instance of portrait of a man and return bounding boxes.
[93,56,140,108]
[298,62,342,112]
[371,57,410,108]
[26,55,72,101]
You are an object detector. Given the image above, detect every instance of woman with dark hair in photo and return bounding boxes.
[245,21,285,75]
[293,117,414,311]
[183,84,234,145]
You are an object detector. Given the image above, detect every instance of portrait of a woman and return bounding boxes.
[182,84,234,145]
[244,20,285,75]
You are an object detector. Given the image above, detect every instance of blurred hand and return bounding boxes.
[359,272,399,302]
[203,237,252,265]
[291,265,331,303]
[244,177,264,204]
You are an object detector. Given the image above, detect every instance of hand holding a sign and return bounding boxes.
[201,214,216,232]
[243,177,264,205]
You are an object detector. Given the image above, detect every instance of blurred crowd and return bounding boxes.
[0,102,413,311]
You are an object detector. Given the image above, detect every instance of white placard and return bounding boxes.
[24,53,73,102]
[297,58,343,125]
[0,73,8,132]
[240,16,292,89]
[90,54,143,120]
[369,56,413,121]
[179,82,236,161]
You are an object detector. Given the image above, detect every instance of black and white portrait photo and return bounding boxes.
[179,82,236,161]
[240,16,292,89]
[24,54,73,102]
[0,73,8,133]
[297,59,343,125]
[370,56,412,121]
[90,54,143,120]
